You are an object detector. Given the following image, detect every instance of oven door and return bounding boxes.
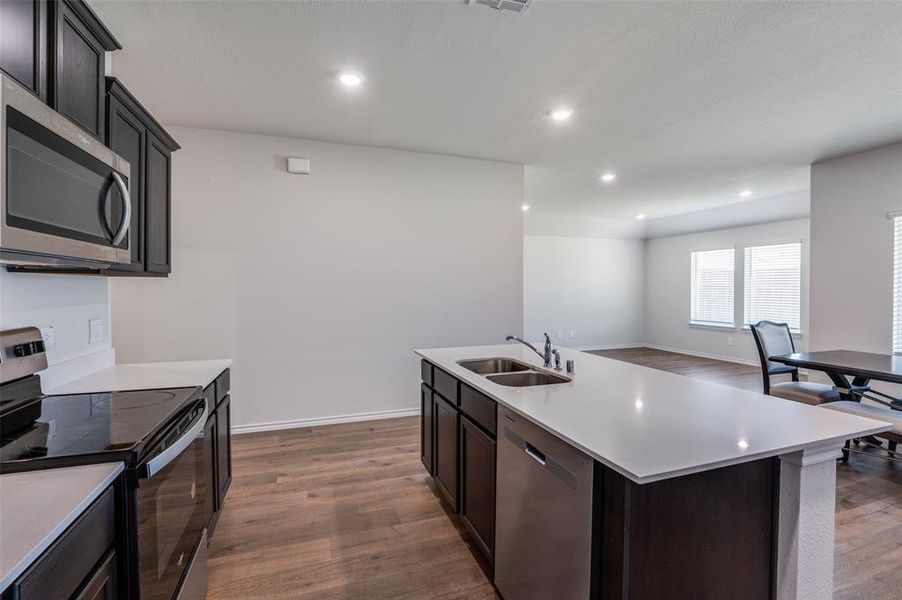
[0,74,131,267]
[136,399,207,600]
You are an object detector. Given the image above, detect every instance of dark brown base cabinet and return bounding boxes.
[203,369,232,537]
[2,483,122,600]
[420,361,496,563]
[419,360,777,597]
[420,383,433,473]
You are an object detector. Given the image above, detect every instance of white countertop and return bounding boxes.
[0,463,124,592]
[416,344,892,484]
[46,359,232,395]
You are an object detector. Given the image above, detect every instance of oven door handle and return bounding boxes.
[143,403,205,478]
[110,172,131,246]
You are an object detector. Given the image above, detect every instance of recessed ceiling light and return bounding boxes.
[739,189,753,198]
[635,213,646,220]
[550,108,573,122]
[600,173,617,183]
[738,439,749,449]
[338,71,364,87]
[521,204,530,211]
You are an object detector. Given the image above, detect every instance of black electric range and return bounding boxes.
[0,327,209,600]
[0,380,202,473]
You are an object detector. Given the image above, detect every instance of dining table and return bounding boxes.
[770,350,902,408]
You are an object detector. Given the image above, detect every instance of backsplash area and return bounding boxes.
[0,271,112,380]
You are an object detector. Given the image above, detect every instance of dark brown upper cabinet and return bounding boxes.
[144,130,173,274]
[1,1,120,139]
[52,0,120,140]
[0,0,49,100]
[105,78,179,276]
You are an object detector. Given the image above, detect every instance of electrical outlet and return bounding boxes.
[569,329,576,339]
[40,326,55,348]
[89,318,104,344]
[727,336,734,347]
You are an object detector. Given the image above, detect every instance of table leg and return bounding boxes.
[825,371,856,401]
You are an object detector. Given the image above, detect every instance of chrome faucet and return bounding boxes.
[506,333,554,368]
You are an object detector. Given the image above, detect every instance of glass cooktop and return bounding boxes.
[0,387,201,471]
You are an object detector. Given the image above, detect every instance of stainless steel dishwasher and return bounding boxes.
[495,405,596,600]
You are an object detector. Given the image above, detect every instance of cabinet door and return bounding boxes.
[433,394,459,511]
[53,0,105,139]
[203,411,218,532]
[73,550,117,600]
[0,0,48,98]
[216,394,232,505]
[145,131,172,274]
[106,94,145,271]
[460,417,496,562]
[420,383,434,474]
[13,487,115,599]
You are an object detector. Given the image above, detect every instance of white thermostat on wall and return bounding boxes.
[287,157,311,175]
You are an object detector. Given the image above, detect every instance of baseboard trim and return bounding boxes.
[233,407,420,435]
[642,344,760,367]
[574,343,646,352]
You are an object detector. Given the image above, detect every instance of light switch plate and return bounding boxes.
[89,319,104,344]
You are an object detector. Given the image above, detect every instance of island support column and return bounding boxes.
[776,442,843,600]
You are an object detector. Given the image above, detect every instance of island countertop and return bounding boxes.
[415,344,892,484]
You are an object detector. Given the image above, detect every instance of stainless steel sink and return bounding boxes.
[458,358,533,375]
[486,371,570,387]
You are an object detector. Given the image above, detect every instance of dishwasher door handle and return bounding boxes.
[504,424,578,490]
[524,443,546,465]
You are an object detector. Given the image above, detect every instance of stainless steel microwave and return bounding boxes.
[0,73,131,268]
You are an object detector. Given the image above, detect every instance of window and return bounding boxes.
[893,217,902,354]
[743,242,802,331]
[690,248,735,327]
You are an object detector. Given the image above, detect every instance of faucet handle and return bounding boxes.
[552,349,562,371]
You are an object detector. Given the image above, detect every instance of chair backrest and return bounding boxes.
[750,321,797,393]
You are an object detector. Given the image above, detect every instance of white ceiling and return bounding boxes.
[91,0,902,219]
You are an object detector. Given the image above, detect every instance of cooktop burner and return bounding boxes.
[0,387,201,470]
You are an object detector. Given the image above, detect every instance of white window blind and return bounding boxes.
[893,217,902,354]
[743,242,801,331]
[690,248,735,326]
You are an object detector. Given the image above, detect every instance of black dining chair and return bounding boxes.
[749,320,841,405]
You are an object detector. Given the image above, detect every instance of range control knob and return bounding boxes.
[13,343,33,357]
[12,341,45,357]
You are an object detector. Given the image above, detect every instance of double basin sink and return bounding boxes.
[457,358,570,387]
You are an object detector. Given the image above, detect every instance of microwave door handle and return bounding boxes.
[110,172,131,246]
[143,404,205,478]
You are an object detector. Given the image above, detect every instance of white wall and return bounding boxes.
[645,219,810,364]
[0,271,111,366]
[523,213,645,349]
[809,142,902,357]
[110,126,524,431]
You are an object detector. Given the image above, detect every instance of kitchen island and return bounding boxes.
[415,344,891,600]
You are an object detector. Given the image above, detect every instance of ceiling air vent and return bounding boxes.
[469,0,532,15]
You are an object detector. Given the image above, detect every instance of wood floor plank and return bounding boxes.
[208,347,900,598]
